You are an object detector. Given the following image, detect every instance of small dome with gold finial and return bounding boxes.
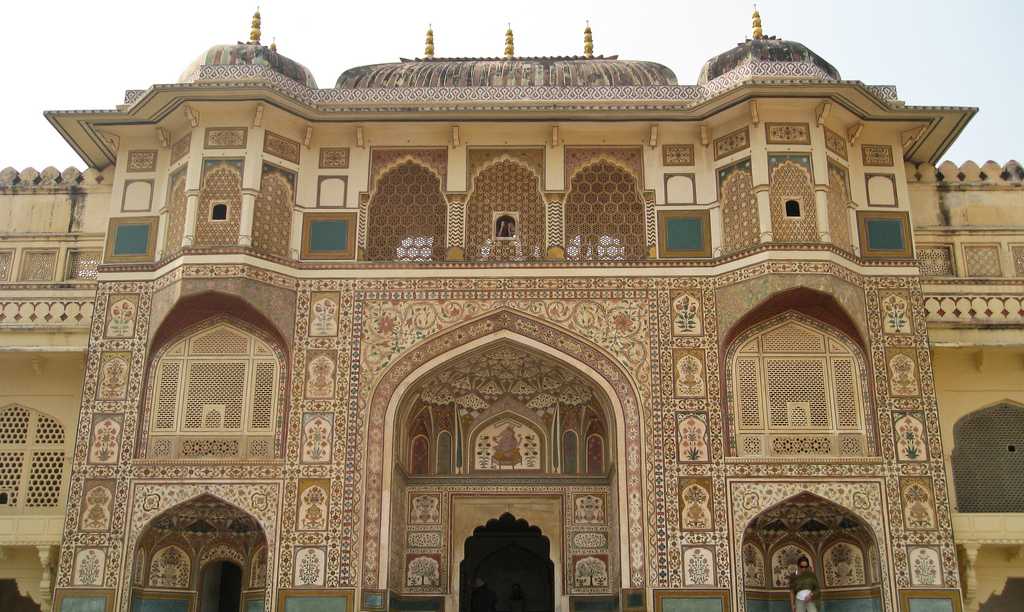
[698,8,840,92]
[178,8,317,88]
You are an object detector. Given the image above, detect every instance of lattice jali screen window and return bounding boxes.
[146,323,280,459]
[729,317,870,458]
[0,404,68,510]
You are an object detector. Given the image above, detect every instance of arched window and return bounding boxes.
[564,161,646,261]
[0,404,67,509]
[952,402,1024,512]
[145,322,283,460]
[466,160,545,261]
[365,161,447,262]
[728,314,872,458]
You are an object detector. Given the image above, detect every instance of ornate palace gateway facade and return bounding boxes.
[2,9,1023,612]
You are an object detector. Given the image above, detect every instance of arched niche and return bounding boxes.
[392,340,614,477]
[735,489,887,612]
[132,494,268,612]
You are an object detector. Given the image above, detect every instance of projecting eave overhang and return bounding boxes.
[46,74,975,169]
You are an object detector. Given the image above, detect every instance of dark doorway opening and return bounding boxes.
[460,513,554,612]
[200,560,242,612]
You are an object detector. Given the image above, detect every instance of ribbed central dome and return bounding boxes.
[335,56,678,89]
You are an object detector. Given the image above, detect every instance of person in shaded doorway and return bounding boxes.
[509,583,526,612]
[470,577,497,612]
[788,556,820,612]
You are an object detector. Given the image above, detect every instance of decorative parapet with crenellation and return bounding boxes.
[0,297,94,328]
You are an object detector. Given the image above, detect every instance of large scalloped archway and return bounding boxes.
[361,309,647,589]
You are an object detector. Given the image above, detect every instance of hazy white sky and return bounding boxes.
[0,0,1017,170]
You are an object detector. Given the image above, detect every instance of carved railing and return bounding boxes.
[0,298,94,327]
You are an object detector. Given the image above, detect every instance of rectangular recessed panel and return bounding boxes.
[310,220,350,252]
[666,217,704,252]
[113,224,152,256]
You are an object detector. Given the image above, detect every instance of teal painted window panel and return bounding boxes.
[659,596,725,612]
[666,218,705,252]
[624,592,645,608]
[573,597,619,611]
[388,595,444,611]
[362,592,386,608]
[823,597,882,612]
[245,599,265,612]
[309,220,349,252]
[906,598,954,612]
[283,596,347,612]
[865,218,905,251]
[60,596,108,612]
[131,597,189,612]
[114,224,151,255]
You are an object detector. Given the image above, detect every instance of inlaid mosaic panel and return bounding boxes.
[127,150,158,173]
[713,127,749,160]
[827,161,853,252]
[19,250,56,282]
[319,147,350,169]
[824,127,848,160]
[205,127,247,149]
[862,144,894,167]
[662,145,694,167]
[170,135,191,165]
[917,245,955,277]
[263,131,301,164]
[963,245,1002,277]
[765,123,810,145]
[717,159,759,253]
[252,164,295,257]
[164,168,188,255]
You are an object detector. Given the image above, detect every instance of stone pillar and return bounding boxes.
[848,205,861,256]
[542,193,565,260]
[754,185,773,242]
[182,189,201,247]
[445,194,467,261]
[239,187,259,247]
[37,545,54,612]
[814,185,831,243]
[961,543,981,612]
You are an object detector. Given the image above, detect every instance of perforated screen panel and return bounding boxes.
[0,406,67,509]
[730,319,870,457]
[146,324,282,459]
[953,404,1024,512]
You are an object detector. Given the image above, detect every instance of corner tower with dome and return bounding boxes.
[3,8,1022,612]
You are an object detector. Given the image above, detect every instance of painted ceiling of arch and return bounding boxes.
[406,343,603,426]
[147,495,263,535]
[745,494,871,542]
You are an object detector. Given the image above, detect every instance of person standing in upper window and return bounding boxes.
[789,556,820,612]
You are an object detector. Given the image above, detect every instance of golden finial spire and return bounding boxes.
[504,24,514,58]
[425,25,435,58]
[583,21,593,58]
[751,5,763,40]
[250,7,262,44]
[270,37,277,53]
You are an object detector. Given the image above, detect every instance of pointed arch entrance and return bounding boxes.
[739,492,886,612]
[367,310,645,609]
[130,495,267,612]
